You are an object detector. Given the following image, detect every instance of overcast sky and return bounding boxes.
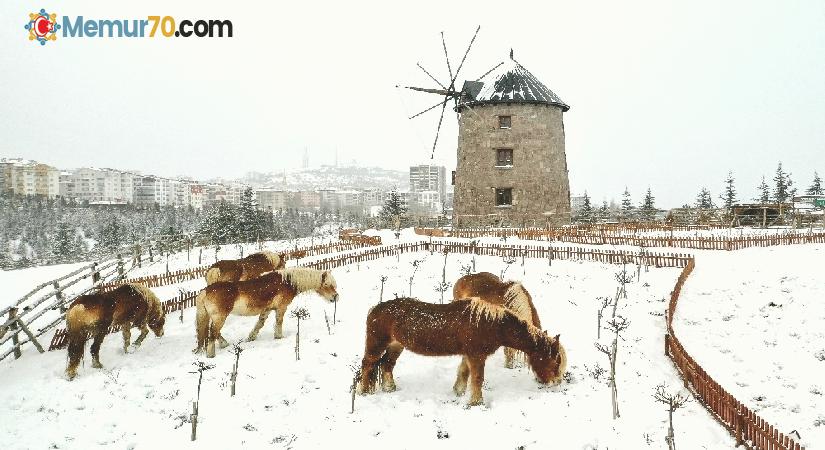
[1,0,824,207]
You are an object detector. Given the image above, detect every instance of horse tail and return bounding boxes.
[194,290,210,352]
[65,304,90,379]
[205,267,221,285]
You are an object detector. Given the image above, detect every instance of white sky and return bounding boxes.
[1,0,824,207]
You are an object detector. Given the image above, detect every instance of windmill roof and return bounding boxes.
[461,57,569,111]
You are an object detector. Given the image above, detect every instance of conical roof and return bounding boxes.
[460,55,569,112]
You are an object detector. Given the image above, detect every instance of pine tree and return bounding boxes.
[620,187,634,220]
[807,171,823,195]
[237,187,262,242]
[772,162,791,203]
[380,189,407,228]
[639,187,656,220]
[580,191,594,221]
[720,171,737,209]
[695,187,714,209]
[53,221,77,263]
[757,176,770,204]
[97,217,123,254]
[599,200,609,221]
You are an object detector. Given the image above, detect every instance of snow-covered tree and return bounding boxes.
[756,176,770,204]
[695,188,714,209]
[620,187,634,220]
[720,171,737,209]
[639,187,656,221]
[238,187,262,242]
[379,188,407,228]
[97,217,124,254]
[577,191,594,222]
[806,171,823,196]
[772,162,792,203]
[52,221,78,262]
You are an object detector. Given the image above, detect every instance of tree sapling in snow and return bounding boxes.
[291,307,310,360]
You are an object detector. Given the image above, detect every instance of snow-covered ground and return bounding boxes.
[0,262,92,306]
[674,244,825,448]
[0,251,738,449]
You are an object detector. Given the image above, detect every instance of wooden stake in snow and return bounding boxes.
[290,308,310,360]
[653,383,691,450]
[379,275,388,304]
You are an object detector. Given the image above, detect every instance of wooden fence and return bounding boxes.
[416,227,825,251]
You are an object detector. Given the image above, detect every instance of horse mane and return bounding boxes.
[278,268,333,293]
[259,251,283,268]
[465,297,509,324]
[126,283,165,320]
[502,282,534,323]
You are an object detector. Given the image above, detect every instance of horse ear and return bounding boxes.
[321,270,328,282]
[554,334,560,342]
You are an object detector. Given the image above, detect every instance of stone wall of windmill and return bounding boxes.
[453,102,571,227]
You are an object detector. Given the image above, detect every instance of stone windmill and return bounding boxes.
[402,28,572,227]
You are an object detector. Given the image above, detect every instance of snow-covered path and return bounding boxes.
[674,244,825,448]
[0,252,736,449]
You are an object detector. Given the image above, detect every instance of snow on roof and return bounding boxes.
[461,56,569,111]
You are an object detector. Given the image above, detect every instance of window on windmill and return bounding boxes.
[496,149,513,167]
[499,115,511,129]
[495,188,512,206]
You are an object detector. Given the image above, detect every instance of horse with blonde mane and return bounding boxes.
[194,268,339,357]
[205,251,287,285]
[358,297,564,406]
[65,283,166,380]
[453,272,556,370]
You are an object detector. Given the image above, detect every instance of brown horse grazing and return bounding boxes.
[194,268,339,358]
[453,272,544,369]
[358,297,564,406]
[65,283,166,380]
[205,251,287,285]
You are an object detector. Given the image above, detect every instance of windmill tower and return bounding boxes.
[403,30,571,227]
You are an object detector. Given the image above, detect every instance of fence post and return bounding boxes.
[54,281,67,312]
[91,262,100,285]
[9,308,22,359]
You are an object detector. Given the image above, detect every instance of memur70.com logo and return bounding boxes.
[25,8,233,46]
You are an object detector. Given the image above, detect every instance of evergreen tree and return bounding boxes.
[97,217,124,254]
[695,187,714,209]
[757,176,770,204]
[237,187,262,242]
[52,221,77,263]
[579,191,594,221]
[807,171,824,195]
[772,162,791,203]
[639,187,656,220]
[720,171,737,209]
[620,187,634,220]
[379,189,407,228]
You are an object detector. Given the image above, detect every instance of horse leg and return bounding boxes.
[504,347,517,369]
[121,322,132,353]
[358,335,389,395]
[466,356,487,406]
[247,310,272,342]
[90,329,107,369]
[273,306,287,339]
[132,324,150,348]
[453,356,470,396]
[207,314,228,358]
[379,342,404,392]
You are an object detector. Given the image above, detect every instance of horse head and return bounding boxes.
[527,332,565,385]
[148,307,166,337]
[316,270,339,303]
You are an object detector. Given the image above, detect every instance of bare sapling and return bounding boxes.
[290,307,310,360]
[230,342,244,397]
[596,296,611,339]
[654,383,692,450]
[500,253,517,279]
[178,288,187,323]
[615,266,634,300]
[547,243,554,267]
[460,262,472,276]
[324,311,331,335]
[349,360,362,413]
[595,315,631,419]
[469,240,478,272]
[408,258,424,296]
[434,281,452,304]
[379,275,388,304]
[189,361,215,441]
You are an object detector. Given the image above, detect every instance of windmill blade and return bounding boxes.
[409,98,447,120]
[430,98,449,160]
[475,62,503,81]
[402,85,454,96]
[441,32,453,83]
[450,25,481,85]
[417,63,445,89]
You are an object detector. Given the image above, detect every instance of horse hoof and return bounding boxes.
[246,336,257,343]
[466,399,484,407]
[453,385,467,396]
[92,362,103,369]
[381,383,397,393]
[192,347,202,354]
